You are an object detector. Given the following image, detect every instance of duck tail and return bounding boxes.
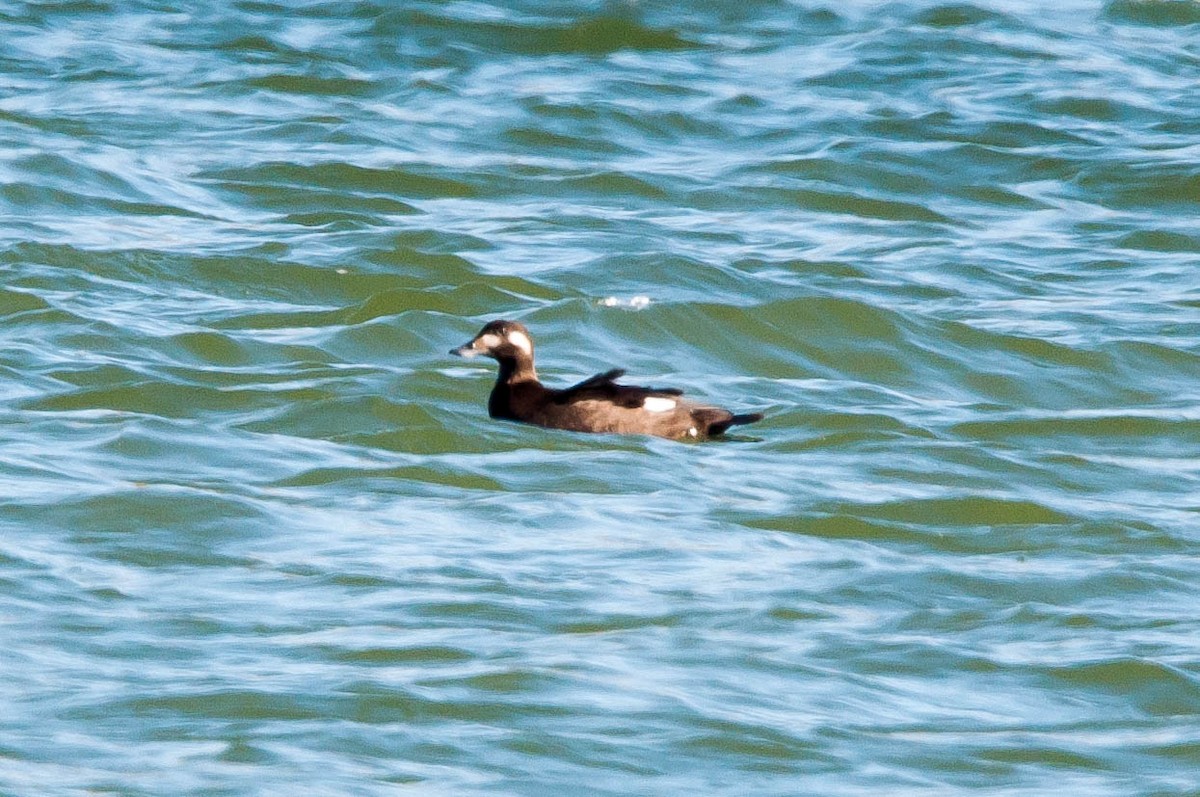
[729,412,763,426]
[707,411,764,436]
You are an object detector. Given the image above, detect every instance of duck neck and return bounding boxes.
[496,355,537,385]
[489,355,537,420]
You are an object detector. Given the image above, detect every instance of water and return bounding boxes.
[2,1,1199,794]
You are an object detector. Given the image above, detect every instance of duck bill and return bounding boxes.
[449,340,481,358]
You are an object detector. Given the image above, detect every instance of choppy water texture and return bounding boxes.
[2,0,1200,794]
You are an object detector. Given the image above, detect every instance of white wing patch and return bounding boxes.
[507,330,533,356]
[642,396,677,413]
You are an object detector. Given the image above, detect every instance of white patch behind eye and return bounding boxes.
[643,396,676,413]
[480,333,502,349]
[507,330,532,356]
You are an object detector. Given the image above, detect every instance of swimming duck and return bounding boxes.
[450,320,762,440]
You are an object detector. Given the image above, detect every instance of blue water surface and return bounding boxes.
[2,1,1199,794]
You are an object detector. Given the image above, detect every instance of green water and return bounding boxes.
[2,1,1199,794]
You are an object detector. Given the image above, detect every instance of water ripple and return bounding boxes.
[3,1,1200,795]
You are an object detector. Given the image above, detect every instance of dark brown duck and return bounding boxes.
[450,320,763,440]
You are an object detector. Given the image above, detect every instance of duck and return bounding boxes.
[450,320,762,440]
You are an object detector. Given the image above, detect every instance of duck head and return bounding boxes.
[450,320,535,369]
